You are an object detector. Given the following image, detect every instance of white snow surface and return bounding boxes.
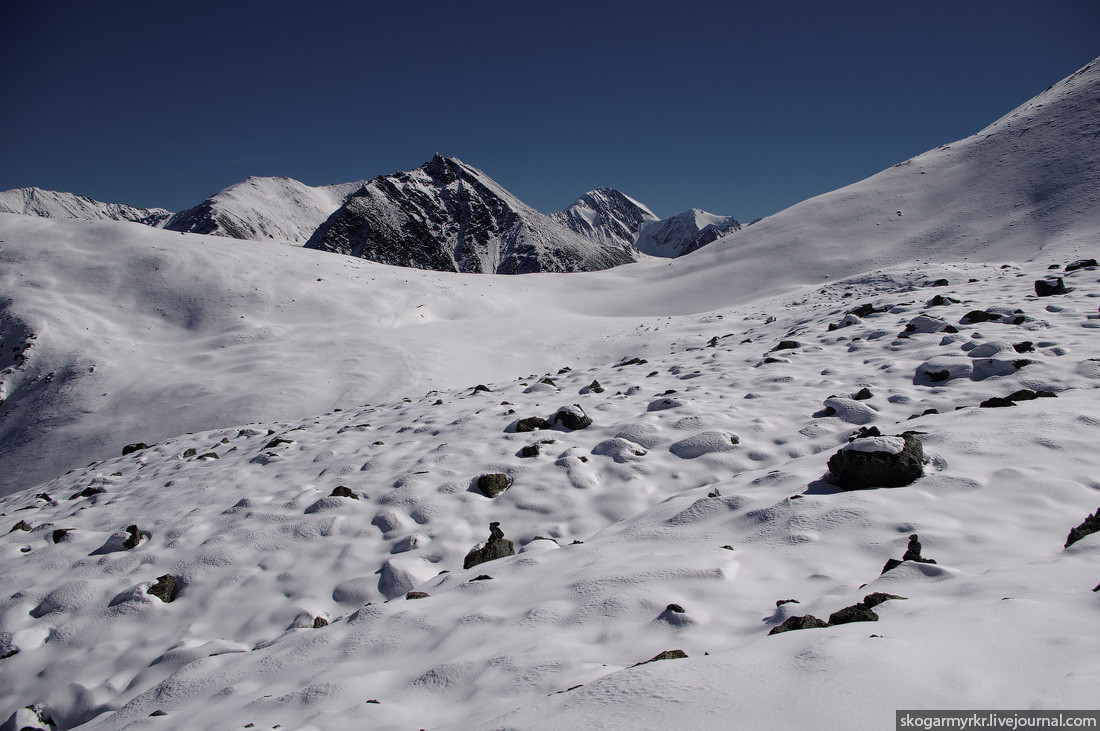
[0,58,1098,731]
[841,436,906,454]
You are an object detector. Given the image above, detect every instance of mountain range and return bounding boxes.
[1,158,740,273]
[0,57,1097,731]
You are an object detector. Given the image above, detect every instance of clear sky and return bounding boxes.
[1,1,1097,222]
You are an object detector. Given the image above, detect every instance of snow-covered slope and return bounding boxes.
[0,187,171,227]
[635,208,742,257]
[551,187,659,250]
[305,155,640,273]
[164,177,366,244]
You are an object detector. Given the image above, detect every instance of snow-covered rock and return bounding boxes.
[0,187,171,226]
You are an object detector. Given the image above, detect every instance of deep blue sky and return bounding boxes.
[2,1,1097,222]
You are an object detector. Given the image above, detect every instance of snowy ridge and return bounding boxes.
[305,155,641,273]
[164,176,367,245]
[635,208,742,257]
[0,187,171,227]
[551,187,659,250]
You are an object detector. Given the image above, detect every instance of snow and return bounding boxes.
[841,436,906,454]
[0,57,1098,731]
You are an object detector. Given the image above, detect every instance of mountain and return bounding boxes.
[635,208,741,257]
[163,176,367,244]
[551,187,659,250]
[304,155,640,273]
[0,187,171,226]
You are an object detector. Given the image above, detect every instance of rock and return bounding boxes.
[862,592,907,609]
[1006,389,1056,402]
[463,522,516,569]
[1034,278,1068,296]
[647,397,682,411]
[852,387,873,400]
[585,380,604,394]
[980,397,1017,408]
[1065,508,1100,548]
[961,310,1002,324]
[820,397,877,425]
[616,357,648,367]
[905,314,950,333]
[197,452,219,460]
[473,384,491,393]
[122,442,150,456]
[520,444,541,458]
[69,486,105,500]
[329,486,360,499]
[10,520,30,532]
[553,404,592,430]
[776,599,800,607]
[51,528,73,543]
[826,434,924,490]
[406,591,430,600]
[3,704,56,731]
[182,448,197,458]
[928,294,960,306]
[1013,341,1035,353]
[768,615,829,635]
[515,416,551,433]
[263,437,295,449]
[828,603,879,625]
[931,278,950,287]
[123,524,143,549]
[633,649,688,666]
[470,574,493,581]
[883,534,937,573]
[664,603,686,613]
[773,340,800,350]
[592,437,648,462]
[476,473,512,497]
[1065,259,1099,272]
[848,303,884,318]
[147,574,179,603]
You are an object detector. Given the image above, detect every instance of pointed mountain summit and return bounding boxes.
[551,188,659,250]
[304,155,640,274]
[0,187,171,226]
[635,208,741,258]
[164,176,367,244]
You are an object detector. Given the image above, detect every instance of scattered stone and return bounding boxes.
[848,303,884,318]
[515,416,551,432]
[928,294,960,307]
[520,444,541,458]
[463,523,516,569]
[540,377,557,387]
[616,357,648,367]
[122,442,150,456]
[69,486,105,500]
[1034,278,1068,297]
[664,603,686,613]
[931,278,949,287]
[123,524,143,549]
[633,649,688,666]
[862,592,908,609]
[312,616,328,628]
[586,380,604,393]
[1013,341,1035,353]
[852,387,873,400]
[980,397,1016,408]
[470,575,493,581]
[773,340,800,350]
[51,529,72,543]
[406,591,430,600]
[150,710,168,717]
[10,520,31,532]
[473,384,491,393]
[1006,389,1056,402]
[148,574,180,603]
[329,486,360,499]
[1065,508,1100,548]
[1065,258,1099,272]
[553,405,592,431]
[182,448,197,458]
[882,534,937,574]
[263,438,294,449]
[476,473,512,498]
[776,599,800,607]
[827,603,879,625]
[827,434,924,490]
[197,452,219,460]
[768,615,829,635]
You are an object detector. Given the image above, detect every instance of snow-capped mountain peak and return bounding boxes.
[551,187,659,249]
[634,207,741,257]
[0,187,171,227]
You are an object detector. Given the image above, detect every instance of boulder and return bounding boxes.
[147,574,179,603]
[463,522,516,569]
[1065,508,1100,548]
[329,486,360,499]
[553,405,592,431]
[122,442,150,456]
[1065,259,1099,272]
[827,604,879,625]
[1034,278,1068,296]
[768,615,829,635]
[827,434,924,490]
[476,473,512,498]
[960,310,1002,324]
[515,416,551,433]
[633,649,688,666]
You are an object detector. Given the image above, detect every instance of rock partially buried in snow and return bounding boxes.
[820,397,877,425]
[592,438,648,462]
[827,434,924,490]
[476,473,512,498]
[463,522,516,570]
[553,404,592,431]
[669,431,740,459]
[768,615,829,635]
[1034,277,1068,296]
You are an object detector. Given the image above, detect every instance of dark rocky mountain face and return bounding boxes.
[551,188,659,250]
[305,155,639,274]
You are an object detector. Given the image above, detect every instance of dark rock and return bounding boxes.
[943,325,959,333]
[123,524,143,549]
[264,437,294,449]
[664,603,686,613]
[826,434,924,490]
[51,529,72,543]
[848,303,882,318]
[147,574,180,603]
[776,599,800,607]
[470,574,493,581]
[10,520,31,532]
[1065,508,1100,548]
[927,370,951,383]
[69,486,105,500]
[961,310,1001,324]
[553,405,592,431]
[406,591,430,600]
[617,357,648,367]
[881,558,904,574]
[182,448,197,458]
[931,279,949,287]
[196,452,219,460]
[768,615,829,635]
[312,616,328,628]
[329,486,360,499]
[476,473,512,498]
[1013,341,1035,353]
[828,603,879,625]
[586,380,604,394]
[540,377,557,387]
[1065,259,1098,272]
[1034,278,1068,296]
[150,710,168,717]
[520,444,541,458]
[473,384,491,393]
[928,294,960,307]
[633,649,688,666]
[1013,359,1031,370]
[902,534,926,562]
[862,592,907,609]
[463,523,516,569]
[774,340,800,350]
[980,397,1016,408]
[852,426,881,439]
[1006,389,1055,402]
[515,417,551,433]
[122,442,150,456]
[852,387,873,401]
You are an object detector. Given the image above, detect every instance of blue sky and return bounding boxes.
[1,1,1097,222]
